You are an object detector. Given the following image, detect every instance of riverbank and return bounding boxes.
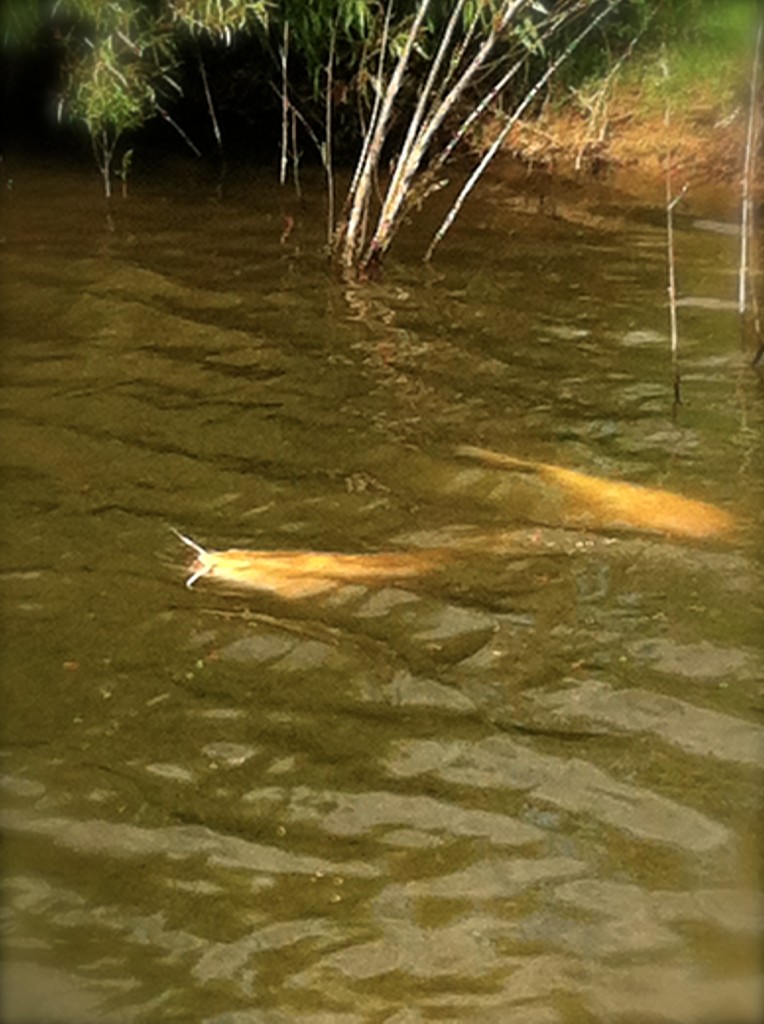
[504,86,752,221]
[500,1,759,221]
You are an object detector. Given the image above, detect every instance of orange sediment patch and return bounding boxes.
[174,531,447,598]
[456,446,735,540]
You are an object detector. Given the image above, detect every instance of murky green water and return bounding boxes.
[2,162,763,1023]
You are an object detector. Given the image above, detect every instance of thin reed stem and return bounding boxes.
[197,47,223,157]
[739,17,763,319]
[280,20,289,186]
[325,22,336,249]
[662,50,684,408]
[291,102,301,198]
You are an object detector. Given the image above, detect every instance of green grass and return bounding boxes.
[617,0,758,118]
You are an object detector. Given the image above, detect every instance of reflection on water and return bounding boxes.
[1,164,762,1023]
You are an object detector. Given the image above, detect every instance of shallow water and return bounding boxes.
[1,161,763,1023]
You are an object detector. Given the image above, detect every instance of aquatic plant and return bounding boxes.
[7,0,755,278]
[739,14,762,366]
[336,0,626,273]
[54,1,180,197]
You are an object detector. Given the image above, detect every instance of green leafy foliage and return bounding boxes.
[169,0,270,41]
[6,0,752,225]
[2,0,42,48]
[614,0,756,113]
[68,36,154,136]
[51,1,182,193]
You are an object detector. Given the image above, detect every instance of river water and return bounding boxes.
[1,161,762,1023]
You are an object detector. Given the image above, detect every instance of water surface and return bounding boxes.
[1,162,762,1023]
